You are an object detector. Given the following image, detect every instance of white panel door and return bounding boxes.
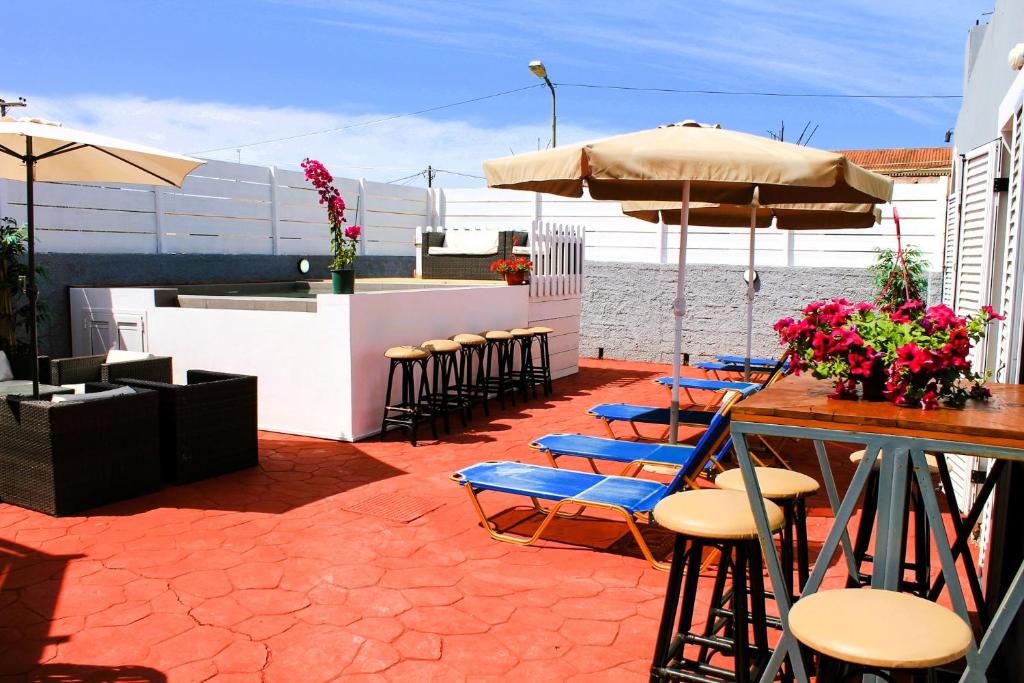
[942,192,960,305]
[994,105,1024,384]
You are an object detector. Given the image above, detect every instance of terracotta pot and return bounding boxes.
[504,271,527,286]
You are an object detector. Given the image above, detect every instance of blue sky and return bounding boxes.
[2,0,993,185]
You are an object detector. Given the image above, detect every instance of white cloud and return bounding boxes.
[10,91,608,187]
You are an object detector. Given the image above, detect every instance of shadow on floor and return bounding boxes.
[27,664,166,682]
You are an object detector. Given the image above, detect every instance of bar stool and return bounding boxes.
[715,467,820,601]
[508,328,537,401]
[380,345,437,446]
[481,330,516,410]
[848,449,937,596]
[527,325,554,396]
[452,333,488,418]
[789,588,972,682]
[650,489,784,683]
[421,339,467,433]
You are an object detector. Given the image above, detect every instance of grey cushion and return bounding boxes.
[52,386,136,403]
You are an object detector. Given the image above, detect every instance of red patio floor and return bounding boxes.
[0,358,971,682]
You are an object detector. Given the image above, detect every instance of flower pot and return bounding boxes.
[859,370,887,402]
[330,267,355,294]
[504,271,527,286]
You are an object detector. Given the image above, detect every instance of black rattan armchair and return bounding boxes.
[0,383,161,515]
[50,354,172,386]
[420,230,527,280]
[116,371,258,485]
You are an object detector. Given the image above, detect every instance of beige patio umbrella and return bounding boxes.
[0,116,204,397]
[484,121,893,443]
[621,201,881,379]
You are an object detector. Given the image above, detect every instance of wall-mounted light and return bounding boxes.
[944,129,953,143]
[297,258,310,275]
[742,268,759,285]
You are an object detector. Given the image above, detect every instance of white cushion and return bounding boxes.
[52,386,136,403]
[433,231,499,256]
[105,349,154,364]
[511,245,531,256]
[0,351,12,382]
[62,383,87,395]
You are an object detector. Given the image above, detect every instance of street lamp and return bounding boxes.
[528,60,556,147]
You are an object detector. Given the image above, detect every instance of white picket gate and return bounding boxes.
[529,221,585,299]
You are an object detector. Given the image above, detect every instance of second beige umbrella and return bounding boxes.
[622,201,881,378]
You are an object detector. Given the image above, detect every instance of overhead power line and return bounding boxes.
[190,84,544,155]
[556,82,962,99]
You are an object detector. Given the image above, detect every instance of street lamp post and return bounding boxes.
[528,61,556,147]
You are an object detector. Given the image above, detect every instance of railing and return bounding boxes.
[529,221,584,299]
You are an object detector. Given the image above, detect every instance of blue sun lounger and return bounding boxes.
[450,407,732,569]
[654,376,761,393]
[530,431,735,477]
[585,404,714,440]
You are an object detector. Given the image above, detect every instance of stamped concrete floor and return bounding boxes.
[0,359,972,682]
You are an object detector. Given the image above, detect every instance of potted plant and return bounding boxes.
[490,256,532,286]
[301,158,361,294]
[774,298,1003,409]
[0,216,46,366]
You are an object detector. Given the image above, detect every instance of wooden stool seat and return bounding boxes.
[789,588,972,669]
[384,345,430,360]
[484,330,513,341]
[509,328,534,337]
[716,467,820,500]
[654,489,784,540]
[421,339,461,353]
[527,325,554,334]
[452,333,486,346]
[850,449,939,474]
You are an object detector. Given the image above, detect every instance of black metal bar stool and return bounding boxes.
[508,328,538,401]
[452,333,488,418]
[715,467,820,602]
[789,588,972,682]
[380,345,437,446]
[527,325,554,397]
[650,489,784,683]
[421,339,468,433]
[481,330,516,410]
[847,449,936,596]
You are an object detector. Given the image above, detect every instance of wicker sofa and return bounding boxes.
[420,230,528,280]
[116,371,258,484]
[50,352,172,386]
[0,383,161,515]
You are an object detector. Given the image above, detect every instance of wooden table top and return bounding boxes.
[732,374,1024,450]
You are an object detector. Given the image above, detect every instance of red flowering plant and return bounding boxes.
[301,158,361,270]
[774,298,1004,409]
[490,257,533,274]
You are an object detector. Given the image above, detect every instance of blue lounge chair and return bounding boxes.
[585,404,714,441]
[450,406,732,570]
[715,355,780,368]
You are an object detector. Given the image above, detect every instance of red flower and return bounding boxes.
[981,305,1006,322]
[344,225,361,240]
[896,343,932,374]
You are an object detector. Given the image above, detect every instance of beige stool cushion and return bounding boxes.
[384,345,430,360]
[484,330,513,341]
[452,333,486,346]
[421,339,461,353]
[716,467,820,500]
[653,489,784,540]
[788,588,972,669]
[509,328,534,337]
[849,449,939,475]
[528,326,554,334]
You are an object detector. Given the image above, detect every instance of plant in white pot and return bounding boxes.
[302,158,361,294]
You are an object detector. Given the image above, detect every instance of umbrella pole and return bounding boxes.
[25,137,39,399]
[743,207,757,381]
[669,180,691,445]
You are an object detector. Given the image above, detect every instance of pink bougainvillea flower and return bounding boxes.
[344,225,361,240]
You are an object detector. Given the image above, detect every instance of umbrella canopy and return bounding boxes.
[484,121,893,205]
[0,116,204,397]
[621,201,882,229]
[484,121,892,444]
[0,117,203,186]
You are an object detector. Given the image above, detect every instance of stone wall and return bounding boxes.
[581,260,942,364]
[34,254,414,358]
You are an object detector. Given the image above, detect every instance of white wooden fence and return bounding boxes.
[0,159,426,257]
[0,156,948,271]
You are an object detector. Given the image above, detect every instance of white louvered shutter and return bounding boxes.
[942,192,960,305]
[946,140,1002,514]
[995,106,1024,384]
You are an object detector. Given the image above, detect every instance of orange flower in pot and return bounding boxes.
[490,256,532,285]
